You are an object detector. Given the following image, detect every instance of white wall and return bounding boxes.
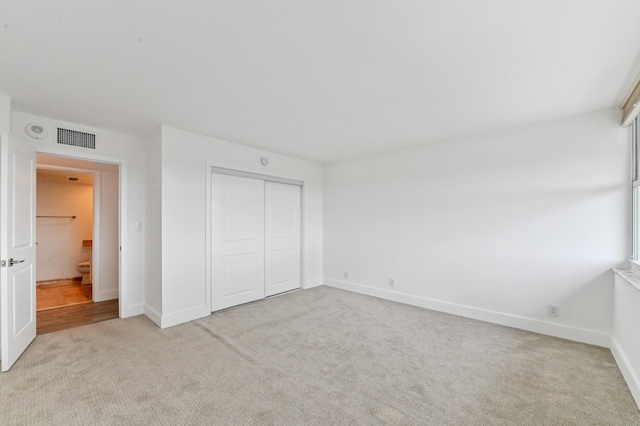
[324,108,629,347]
[96,167,119,301]
[153,125,323,327]
[36,178,92,281]
[144,129,162,324]
[11,112,146,317]
[0,95,10,133]
[611,271,640,410]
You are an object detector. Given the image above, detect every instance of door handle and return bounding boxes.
[9,258,25,267]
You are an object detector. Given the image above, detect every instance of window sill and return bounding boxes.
[614,265,640,292]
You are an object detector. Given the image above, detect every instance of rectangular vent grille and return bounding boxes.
[57,128,96,149]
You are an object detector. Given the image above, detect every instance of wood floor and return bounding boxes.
[36,279,119,335]
[36,279,91,310]
[37,300,119,334]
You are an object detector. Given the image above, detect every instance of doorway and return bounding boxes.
[34,154,120,334]
[1,132,131,371]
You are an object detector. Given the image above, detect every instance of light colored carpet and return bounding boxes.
[1,286,638,425]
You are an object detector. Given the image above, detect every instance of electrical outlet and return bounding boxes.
[389,278,396,288]
[344,271,349,279]
[548,304,559,317]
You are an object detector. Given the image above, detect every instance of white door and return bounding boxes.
[265,182,300,297]
[211,174,265,311]
[1,132,36,372]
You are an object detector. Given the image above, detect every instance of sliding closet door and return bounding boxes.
[264,182,301,297]
[211,174,265,311]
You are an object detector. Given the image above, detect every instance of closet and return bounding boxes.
[210,171,301,311]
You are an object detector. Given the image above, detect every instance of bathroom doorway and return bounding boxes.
[35,155,120,334]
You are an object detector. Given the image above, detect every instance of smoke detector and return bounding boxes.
[25,123,48,139]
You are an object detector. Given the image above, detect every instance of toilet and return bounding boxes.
[77,261,92,285]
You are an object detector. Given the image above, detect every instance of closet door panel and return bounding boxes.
[211,174,265,311]
[265,182,301,297]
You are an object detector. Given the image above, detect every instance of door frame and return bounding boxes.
[35,164,102,302]
[33,147,127,317]
[206,163,305,313]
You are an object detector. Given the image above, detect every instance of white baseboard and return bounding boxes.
[304,277,323,289]
[94,289,119,303]
[144,305,162,327]
[323,278,610,348]
[160,305,210,329]
[121,303,144,318]
[610,337,640,410]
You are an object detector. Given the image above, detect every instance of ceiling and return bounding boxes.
[37,168,94,185]
[2,1,640,163]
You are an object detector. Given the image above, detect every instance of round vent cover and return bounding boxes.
[26,123,48,139]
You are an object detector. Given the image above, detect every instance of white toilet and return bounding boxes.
[77,261,92,285]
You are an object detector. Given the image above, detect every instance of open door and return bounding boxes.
[0,131,36,371]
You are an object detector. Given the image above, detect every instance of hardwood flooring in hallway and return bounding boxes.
[37,300,119,335]
[36,279,119,335]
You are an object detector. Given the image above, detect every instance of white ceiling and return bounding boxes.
[2,1,640,163]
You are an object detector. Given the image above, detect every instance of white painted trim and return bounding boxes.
[204,162,213,313]
[304,277,323,289]
[323,278,611,348]
[628,262,640,277]
[207,160,309,185]
[122,303,144,318]
[160,305,210,329]
[615,268,640,291]
[144,304,162,327]
[610,336,640,410]
[300,185,307,298]
[0,132,9,363]
[92,171,101,302]
[119,159,129,317]
[210,166,303,186]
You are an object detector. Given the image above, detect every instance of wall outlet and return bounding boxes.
[548,304,559,317]
[389,278,396,288]
[344,271,349,279]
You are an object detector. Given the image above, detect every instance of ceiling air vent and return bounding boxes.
[57,128,96,150]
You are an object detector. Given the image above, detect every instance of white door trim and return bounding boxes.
[210,166,304,186]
